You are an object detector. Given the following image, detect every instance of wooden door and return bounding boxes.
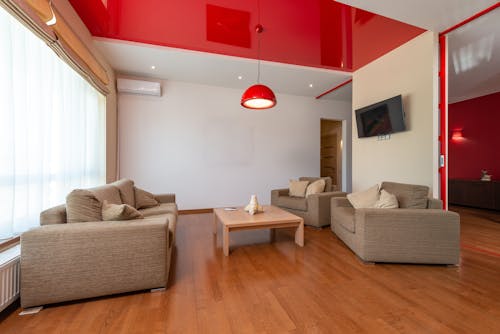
[321,119,342,190]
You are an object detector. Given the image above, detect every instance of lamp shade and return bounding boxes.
[451,129,464,140]
[241,84,276,109]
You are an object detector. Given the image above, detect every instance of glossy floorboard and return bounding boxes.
[1,207,500,333]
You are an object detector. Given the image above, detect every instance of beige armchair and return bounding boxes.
[271,177,346,227]
[331,182,460,264]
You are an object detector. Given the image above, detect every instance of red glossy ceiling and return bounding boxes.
[69,0,425,71]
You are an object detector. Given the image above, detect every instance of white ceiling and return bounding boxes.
[448,9,500,103]
[336,0,498,32]
[337,0,500,102]
[94,38,352,101]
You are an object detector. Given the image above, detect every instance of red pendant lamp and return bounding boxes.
[241,22,276,109]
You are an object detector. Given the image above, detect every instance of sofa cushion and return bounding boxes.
[334,207,356,233]
[66,189,102,223]
[300,176,333,192]
[102,201,144,221]
[305,179,326,197]
[275,196,308,211]
[347,184,380,209]
[88,184,122,205]
[139,203,178,217]
[381,182,429,209]
[110,179,135,207]
[373,190,399,209]
[289,180,309,197]
[135,186,159,209]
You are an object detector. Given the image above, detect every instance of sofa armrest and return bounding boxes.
[427,198,443,209]
[308,191,347,209]
[331,197,352,208]
[306,191,347,226]
[20,218,169,308]
[155,193,176,203]
[272,188,289,196]
[271,188,289,203]
[355,208,460,263]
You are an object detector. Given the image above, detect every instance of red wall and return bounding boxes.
[449,92,500,180]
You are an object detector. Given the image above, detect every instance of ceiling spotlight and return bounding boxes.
[309,83,313,88]
[238,76,243,80]
[46,0,57,26]
[151,65,156,70]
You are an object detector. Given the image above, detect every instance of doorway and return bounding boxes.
[320,119,342,191]
[442,6,499,210]
[439,3,499,208]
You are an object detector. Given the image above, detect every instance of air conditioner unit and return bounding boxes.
[117,78,161,96]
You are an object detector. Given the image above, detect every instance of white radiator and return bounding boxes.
[0,245,21,312]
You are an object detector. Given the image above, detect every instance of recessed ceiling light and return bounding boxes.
[151,65,156,70]
[309,83,313,88]
[238,76,243,80]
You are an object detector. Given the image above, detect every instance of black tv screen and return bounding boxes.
[355,95,405,138]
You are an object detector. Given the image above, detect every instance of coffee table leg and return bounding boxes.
[223,226,230,256]
[295,220,304,247]
[270,228,276,242]
[213,212,218,235]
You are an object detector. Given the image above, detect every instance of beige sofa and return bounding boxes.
[331,182,460,264]
[20,179,177,308]
[271,177,346,227]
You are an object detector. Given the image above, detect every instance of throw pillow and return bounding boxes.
[102,200,144,221]
[347,184,380,209]
[289,180,309,197]
[66,189,102,223]
[87,184,122,205]
[134,186,159,209]
[300,177,332,192]
[380,182,429,209]
[305,179,326,197]
[110,178,135,207]
[373,190,399,209]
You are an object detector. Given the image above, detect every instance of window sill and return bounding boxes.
[0,236,20,252]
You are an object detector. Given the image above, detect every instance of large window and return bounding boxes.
[0,7,106,239]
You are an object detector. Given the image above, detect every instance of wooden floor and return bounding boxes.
[1,206,500,333]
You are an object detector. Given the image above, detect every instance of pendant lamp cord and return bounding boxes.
[257,0,261,84]
[257,35,261,84]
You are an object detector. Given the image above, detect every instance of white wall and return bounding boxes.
[352,31,439,194]
[118,80,352,209]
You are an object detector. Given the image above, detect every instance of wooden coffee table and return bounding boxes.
[213,205,304,256]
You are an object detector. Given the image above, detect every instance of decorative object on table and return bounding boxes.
[244,195,264,215]
[481,169,492,181]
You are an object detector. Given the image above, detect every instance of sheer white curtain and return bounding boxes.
[0,7,106,239]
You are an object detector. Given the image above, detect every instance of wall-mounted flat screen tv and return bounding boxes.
[355,95,406,138]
